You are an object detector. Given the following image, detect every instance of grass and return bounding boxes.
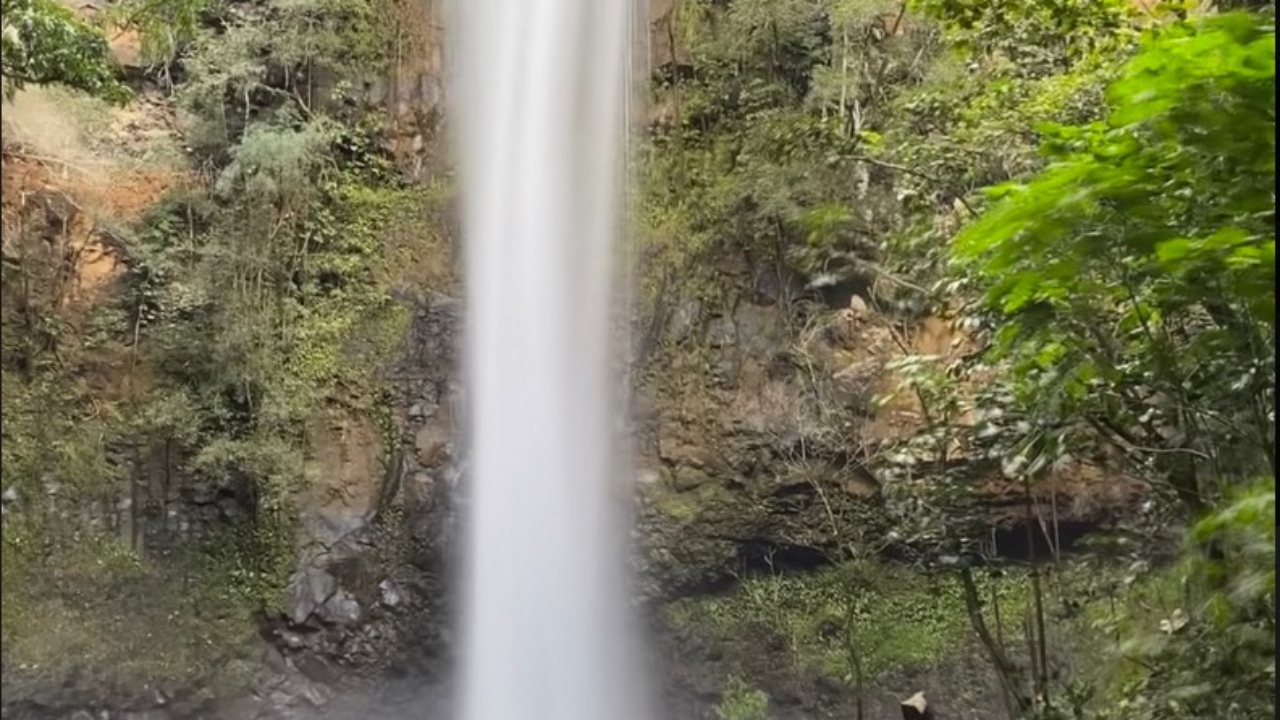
[1,519,267,694]
[664,551,1235,720]
[666,560,1035,683]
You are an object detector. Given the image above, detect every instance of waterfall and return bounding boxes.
[451,1,650,719]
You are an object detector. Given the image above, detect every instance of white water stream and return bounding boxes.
[452,1,649,719]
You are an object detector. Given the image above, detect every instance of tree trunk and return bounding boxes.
[959,566,1032,716]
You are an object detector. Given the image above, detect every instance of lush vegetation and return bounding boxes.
[1,0,445,692]
[0,0,1272,717]
[955,11,1274,507]
[1,0,129,101]
[643,0,1273,718]
[945,12,1274,717]
[668,560,1033,682]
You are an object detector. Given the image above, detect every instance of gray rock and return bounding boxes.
[301,508,368,554]
[361,74,388,105]
[414,424,450,464]
[122,708,171,720]
[440,461,465,490]
[705,316,737,348]
[286,568,337,625]
[215,495,245,522]
[147,687,170,708]
[292,652,338,685]
[317,589,362,626]
[712,357,740,385]
[732,302,782,356]
[208,696,263,720]
[418,75,442,108]
[277,629,307,651]
[262,670,333,712]
[262,643,289,674]
[672,467,712,492]
[185,483,218,505]
[408,401,434,420]
[297,677,331,708]
[669,300,702,344]
[378,579,404,608]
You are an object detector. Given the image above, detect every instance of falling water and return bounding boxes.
[452,1,649,719]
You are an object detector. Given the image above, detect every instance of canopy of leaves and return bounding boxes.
[955,12,1274,322]
[952,12,1276,500]
[0,0,128,102]
[104,0,207,72]
[911,0,1133,75]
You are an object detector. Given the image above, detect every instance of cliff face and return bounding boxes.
[0,3,459,716]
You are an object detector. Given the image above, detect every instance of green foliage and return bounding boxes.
[2,0,433,692]
[716,675,770,720]
[177,0,392,153]
[127,117,420,522]
[2,515,264,689]
[0,372,121,506]
[874,12,1277,719]
[668,561,1031,683]
[1089,480,1275,719]
[639,0,1134,311]
[1192,479,1275,588]
[956,13,1274,318]
[0,373,269,689]
[1,0,129,101]
[101,0,434,632]
[200,515,298,612]
[953,12,1276,502]
[911,0,1133,77]
[647,6,1273,719]
[108,0,207,72]
[874,24,1132,295]
[640,0,942,299]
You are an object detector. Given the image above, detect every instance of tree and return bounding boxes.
[952,11,1275,510]
[1,0,128,102]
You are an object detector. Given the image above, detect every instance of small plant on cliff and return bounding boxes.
[716,675,771,720]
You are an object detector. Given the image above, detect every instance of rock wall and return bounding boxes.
[248,296,462,720]
[383,0,447,182]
